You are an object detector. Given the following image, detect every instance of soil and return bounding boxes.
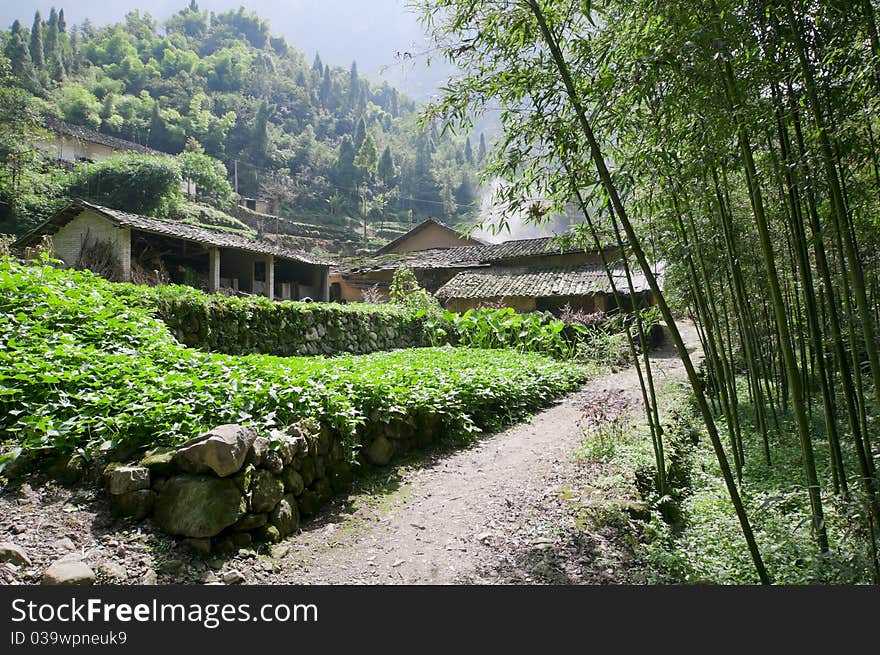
[0,322,701,585]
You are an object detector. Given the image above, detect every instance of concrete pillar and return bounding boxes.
[313,265,329,302]
[208,248,220,294]
[265,254,274,299]
[119,227,132,283]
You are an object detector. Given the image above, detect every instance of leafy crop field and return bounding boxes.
[0,259,589,469]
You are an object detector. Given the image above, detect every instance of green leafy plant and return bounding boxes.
[0,258,589,470]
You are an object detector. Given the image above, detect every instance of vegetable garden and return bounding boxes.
[0,257,590,473]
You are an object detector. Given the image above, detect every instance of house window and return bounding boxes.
[254,261,267,282]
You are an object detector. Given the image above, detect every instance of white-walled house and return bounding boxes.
[15,199,332,301]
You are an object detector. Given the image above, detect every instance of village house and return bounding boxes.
[375,217,486,254]
[15,199,332,301]
[38,118,197,196]
[331,218,660,313]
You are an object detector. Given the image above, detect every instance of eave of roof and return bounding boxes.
[44,117,166,157]
[15,199,334,267]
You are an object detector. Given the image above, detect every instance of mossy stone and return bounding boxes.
[249,470,284,513]
[154,475,246,538]
[139,448,177,477]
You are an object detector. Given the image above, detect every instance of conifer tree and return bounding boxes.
[353,115,367,151]
[347,60,359,108]
[29,12,43,69]
[378,144,395,186]
[320,66,331,108]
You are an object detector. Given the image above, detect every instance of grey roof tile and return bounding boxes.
[435,264,660,299]
[45,117,166,157]
[16,200,333,266]
[338,236,594,274]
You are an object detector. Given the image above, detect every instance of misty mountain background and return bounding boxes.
[2,1,570,241]
[0,0,447,100]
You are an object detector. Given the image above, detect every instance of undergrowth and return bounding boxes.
[581,379,879,584]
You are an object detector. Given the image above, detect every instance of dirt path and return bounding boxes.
[0,322,701,586]
[261,321,702,584]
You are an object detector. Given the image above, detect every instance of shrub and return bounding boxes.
[64,154,183,217]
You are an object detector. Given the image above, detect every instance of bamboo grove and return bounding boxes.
[417,0,880,582]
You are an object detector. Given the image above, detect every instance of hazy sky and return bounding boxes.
[0,1,446,98]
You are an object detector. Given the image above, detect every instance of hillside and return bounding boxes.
[0,2,486,240]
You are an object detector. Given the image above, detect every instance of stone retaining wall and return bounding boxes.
[105,417,444,553]
[150,292,436,356]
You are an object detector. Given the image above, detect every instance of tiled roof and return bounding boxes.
[16,200,334,266]
[337,236,596,275]
[374,218,486,254]
[435,263,661,299]
[45,117,166,157]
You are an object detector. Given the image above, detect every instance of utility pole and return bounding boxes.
[233,160,239,195]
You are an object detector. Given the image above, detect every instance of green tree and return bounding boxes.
[45,8,59,67]
[29,12,43,69]
[354,132,378,175]
[178,151,233,207]
[0,54,47,230]
[353,115,367,150]
[320,65,332,108]
[4,22,37,90]
[58,84,102,129]
[251,100,271,166]
[453,173,476,216]
[377,144,395,186]
[333,136,358,196]
[464,135,473,164]
[347,60,359,109]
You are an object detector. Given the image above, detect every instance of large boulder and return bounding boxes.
[174,425,257,477]
[365,435,394,466]
[139,448,177,476]
[281,468,305,496]
[154,476,246,538]
[269,425,309,464]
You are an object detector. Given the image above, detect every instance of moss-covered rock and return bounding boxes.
[281,468,305,496]
[139,448,177,477]
[270,495,300,538]
[154,475,246,538]
[249,470,284,513]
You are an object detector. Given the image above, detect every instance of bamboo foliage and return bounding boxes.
[417,0,880,582]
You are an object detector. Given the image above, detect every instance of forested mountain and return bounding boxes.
[0,2,485,235]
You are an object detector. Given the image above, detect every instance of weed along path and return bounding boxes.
[263,321,702,585]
